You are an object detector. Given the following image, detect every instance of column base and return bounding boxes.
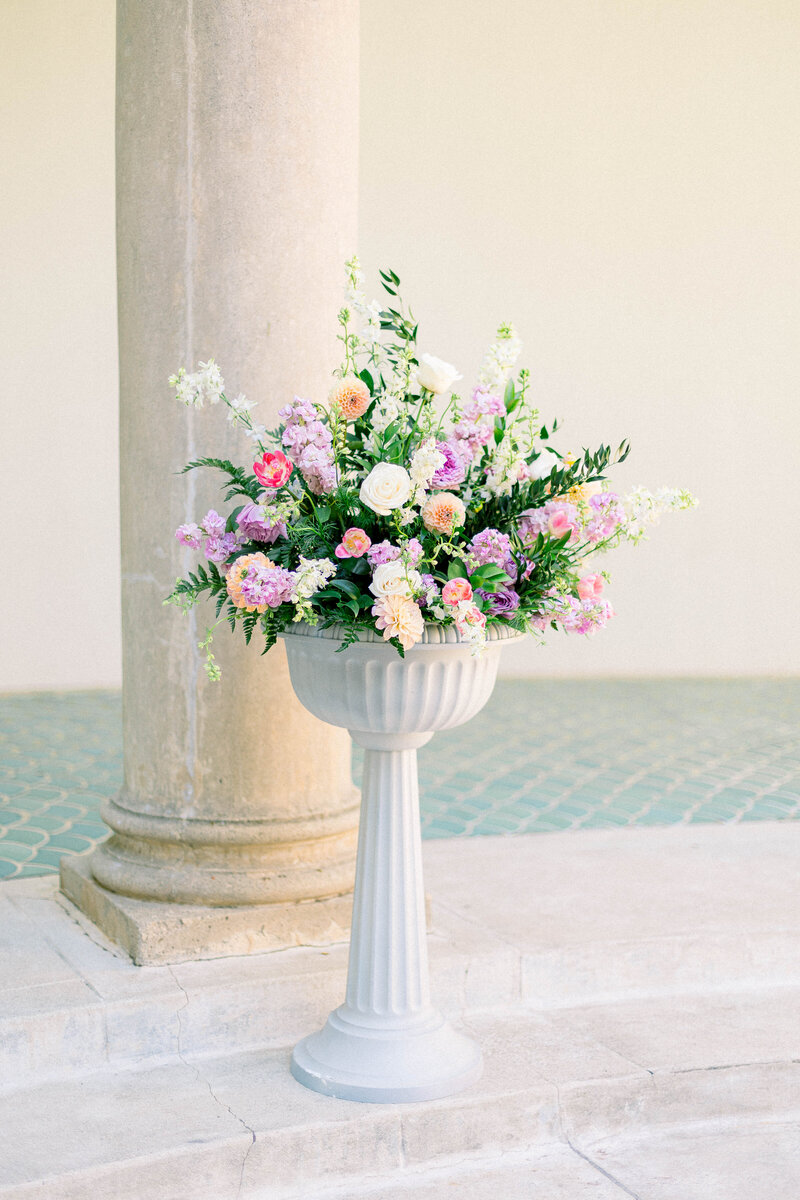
[290,1006,483,1103]
[60,854,353,966]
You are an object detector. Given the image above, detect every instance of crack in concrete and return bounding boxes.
[553,1076,642,1199]
[167,966,257,1199]
[565,1138,644,1199]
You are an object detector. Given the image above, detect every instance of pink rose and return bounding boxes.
[577,574,604,601]
[548,510,573,538]
[335,527,372,560]
[253,450,293,489]
[455,602,486,633]
[442,578,473,606]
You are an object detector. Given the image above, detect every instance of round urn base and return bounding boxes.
[290,1006,482,1103]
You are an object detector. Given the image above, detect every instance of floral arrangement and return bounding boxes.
[167,259,695,678]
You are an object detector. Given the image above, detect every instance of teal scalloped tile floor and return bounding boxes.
[1,681,798,879]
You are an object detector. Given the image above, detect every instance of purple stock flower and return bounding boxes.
[405,538,424,566]
[560,596,615,635]
[204,531,240,564]
[297,444,337,494]
[585,492,625,543]
[175,523,202,549]
[367,540,401,566]
[468,528,517,583]
[418,573,440,607]
[200,510,225,538]
[239,562,295,610]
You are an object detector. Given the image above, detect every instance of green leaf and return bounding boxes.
[358,368,374,392]
[447,559,469,580]
[470,564,510,588]
[330,579,361,600]
[225,505,244,534]
[504,378,515,409]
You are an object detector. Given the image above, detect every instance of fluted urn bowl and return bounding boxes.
[281,621,524,1104]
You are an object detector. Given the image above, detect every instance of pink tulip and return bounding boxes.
[253,450,293,489]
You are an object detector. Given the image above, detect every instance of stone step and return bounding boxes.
[311,1118,800,1200]
[4,822,800,1093]
[0,992,798,1199]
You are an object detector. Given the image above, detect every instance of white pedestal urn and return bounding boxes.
[280,620,524,1103]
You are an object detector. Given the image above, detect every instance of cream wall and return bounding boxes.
[2,0,799,689]
[2,0,119,690]
[360,0,800,677]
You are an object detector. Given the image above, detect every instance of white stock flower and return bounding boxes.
[226,393,254,425]
[416,353,462,395]
[370,397,400,435]
[479,325,522,392]
[409,438,446,489]
[359,462,413,515]
[369,560,423,598]
[291,556,337,621]
[245,423,268,445]
[168,358,225,408]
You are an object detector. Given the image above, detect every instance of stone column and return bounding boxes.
[61,0,361,964]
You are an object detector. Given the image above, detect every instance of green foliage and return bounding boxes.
[181,458,260,503]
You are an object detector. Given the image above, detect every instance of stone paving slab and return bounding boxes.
[0,1012,796,1199]
[2,680,798,877]
[2,823,800,1091]
[586,1118,800,1200]
[1,823,799,1197]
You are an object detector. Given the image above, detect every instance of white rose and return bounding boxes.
[369,560,423,598]
[416,353,462,395]
[527,447,558,480]
[359,463,412,515]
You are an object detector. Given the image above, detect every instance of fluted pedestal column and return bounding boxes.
[291,736,482,1103]
[61,0,361,964]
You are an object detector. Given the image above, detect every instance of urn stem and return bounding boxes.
[344,746,432,1023]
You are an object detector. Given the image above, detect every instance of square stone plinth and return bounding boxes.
[60,855,353,966]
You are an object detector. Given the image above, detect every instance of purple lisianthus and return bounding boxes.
[204,531,240,564]
[431,439,467,489]
[236,502,286,544]
[200,509,226,538]
[476,587,520,618]
[239,563,296,610]
[175,522,202,549]
[367,540,401,566]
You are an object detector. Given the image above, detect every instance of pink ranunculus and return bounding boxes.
[442,578,473,606]
[253,450,293,489]
[336,527,371,559]
[577,574,604,602]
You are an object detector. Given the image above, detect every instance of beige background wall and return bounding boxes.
[3,0,799,689]
[2,0,119,690]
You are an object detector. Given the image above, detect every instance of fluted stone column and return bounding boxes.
[61,0,361,964]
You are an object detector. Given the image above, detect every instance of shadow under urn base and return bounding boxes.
[281,621,524,1103]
